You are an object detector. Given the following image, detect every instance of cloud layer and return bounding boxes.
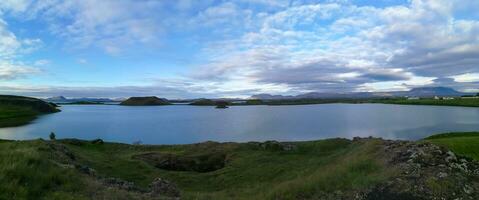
[0,0,478,98]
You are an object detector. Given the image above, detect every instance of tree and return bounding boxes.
[49,132,56,140]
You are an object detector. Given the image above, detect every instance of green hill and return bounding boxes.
[0,95,60,128]
[120,96,171,106]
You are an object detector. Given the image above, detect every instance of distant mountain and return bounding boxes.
[44,96,116,103]
[46,96,67,102]
[250,87,469,100]
[250,94,294,100]
[405,87,465,97]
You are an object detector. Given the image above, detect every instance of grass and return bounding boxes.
[0,105,40,127]
[61,138,395,199]
[0,138,397,200]
[372,98,479,107]
[424,132,479,160]
[0,95,59,128]
[0,140,86,199]
[0,132,478,199]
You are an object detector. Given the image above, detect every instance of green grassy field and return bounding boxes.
[425,132,479,160]
[0,132,478,199]
[0,138,397,200]
[0,105,40,127]
[372,98,479,107]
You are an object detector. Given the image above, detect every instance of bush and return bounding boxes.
[49,132,56,140]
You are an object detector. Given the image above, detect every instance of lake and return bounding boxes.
[1,104,479,144]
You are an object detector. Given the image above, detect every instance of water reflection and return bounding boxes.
[0,104,478,144]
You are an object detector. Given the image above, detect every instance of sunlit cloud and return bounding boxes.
[0,0,477,97]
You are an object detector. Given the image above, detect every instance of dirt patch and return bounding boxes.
[133,152,227,173]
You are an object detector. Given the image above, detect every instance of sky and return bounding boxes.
[0,0,478,98]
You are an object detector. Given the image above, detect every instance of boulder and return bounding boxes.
[149,178,181,198]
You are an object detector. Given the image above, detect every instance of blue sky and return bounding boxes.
[0,0,478,98]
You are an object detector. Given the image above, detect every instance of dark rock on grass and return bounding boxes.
[76,165,97,176]
[133,152,227,172]
[259,140,297,151]
[102,177,139,192]
[91,139,104,144]
[149,178,181,198]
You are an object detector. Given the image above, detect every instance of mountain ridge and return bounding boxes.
[251,87,470,100]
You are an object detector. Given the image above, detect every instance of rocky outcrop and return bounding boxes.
[364,139,479,200]
[149,178,181,198]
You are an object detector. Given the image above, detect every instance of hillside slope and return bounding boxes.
[0,95,59,127]
[0,134,477,199]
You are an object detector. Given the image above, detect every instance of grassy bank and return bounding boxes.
[0,138,397,199]
[425,132,479,160]
[63,138,395,199]
[230,98,479,107]
[372,98,479,107]
[0,95,60,128]
[0,132,478,199]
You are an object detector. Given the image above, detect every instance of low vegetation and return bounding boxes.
[372,98,479,107]
[425,132,479,160]
[0,95,59,128]
[0,133,478,199]
[234,97,479,107]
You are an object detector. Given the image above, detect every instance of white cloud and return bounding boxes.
[0,61,39,80]
[0,16,41,81]
[34,59,50,66]
[451,73,479,83]
[188,0,479,94]
[1,0,479,96]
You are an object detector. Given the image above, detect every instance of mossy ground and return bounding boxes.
[0,105,39,127]
[0,132,477,199]
[0,138,397,200]
[425,132,479,160]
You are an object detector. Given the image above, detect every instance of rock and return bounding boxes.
[102,178,137,191]
[149,178,180,198]
[463,185,473,194]
[259,141,297,151]
[445,151,457,163]
[91,139,104,144]
[76,165,96,176]
[438,172,448,179]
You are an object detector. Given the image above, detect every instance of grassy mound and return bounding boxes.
[425,132,479,160]
[0,95,59,128]
[120,96,171,106]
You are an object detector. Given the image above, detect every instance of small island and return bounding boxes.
[119,96,171,106]
[190,99,230,108]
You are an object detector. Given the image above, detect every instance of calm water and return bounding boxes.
[1,104,479,144]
